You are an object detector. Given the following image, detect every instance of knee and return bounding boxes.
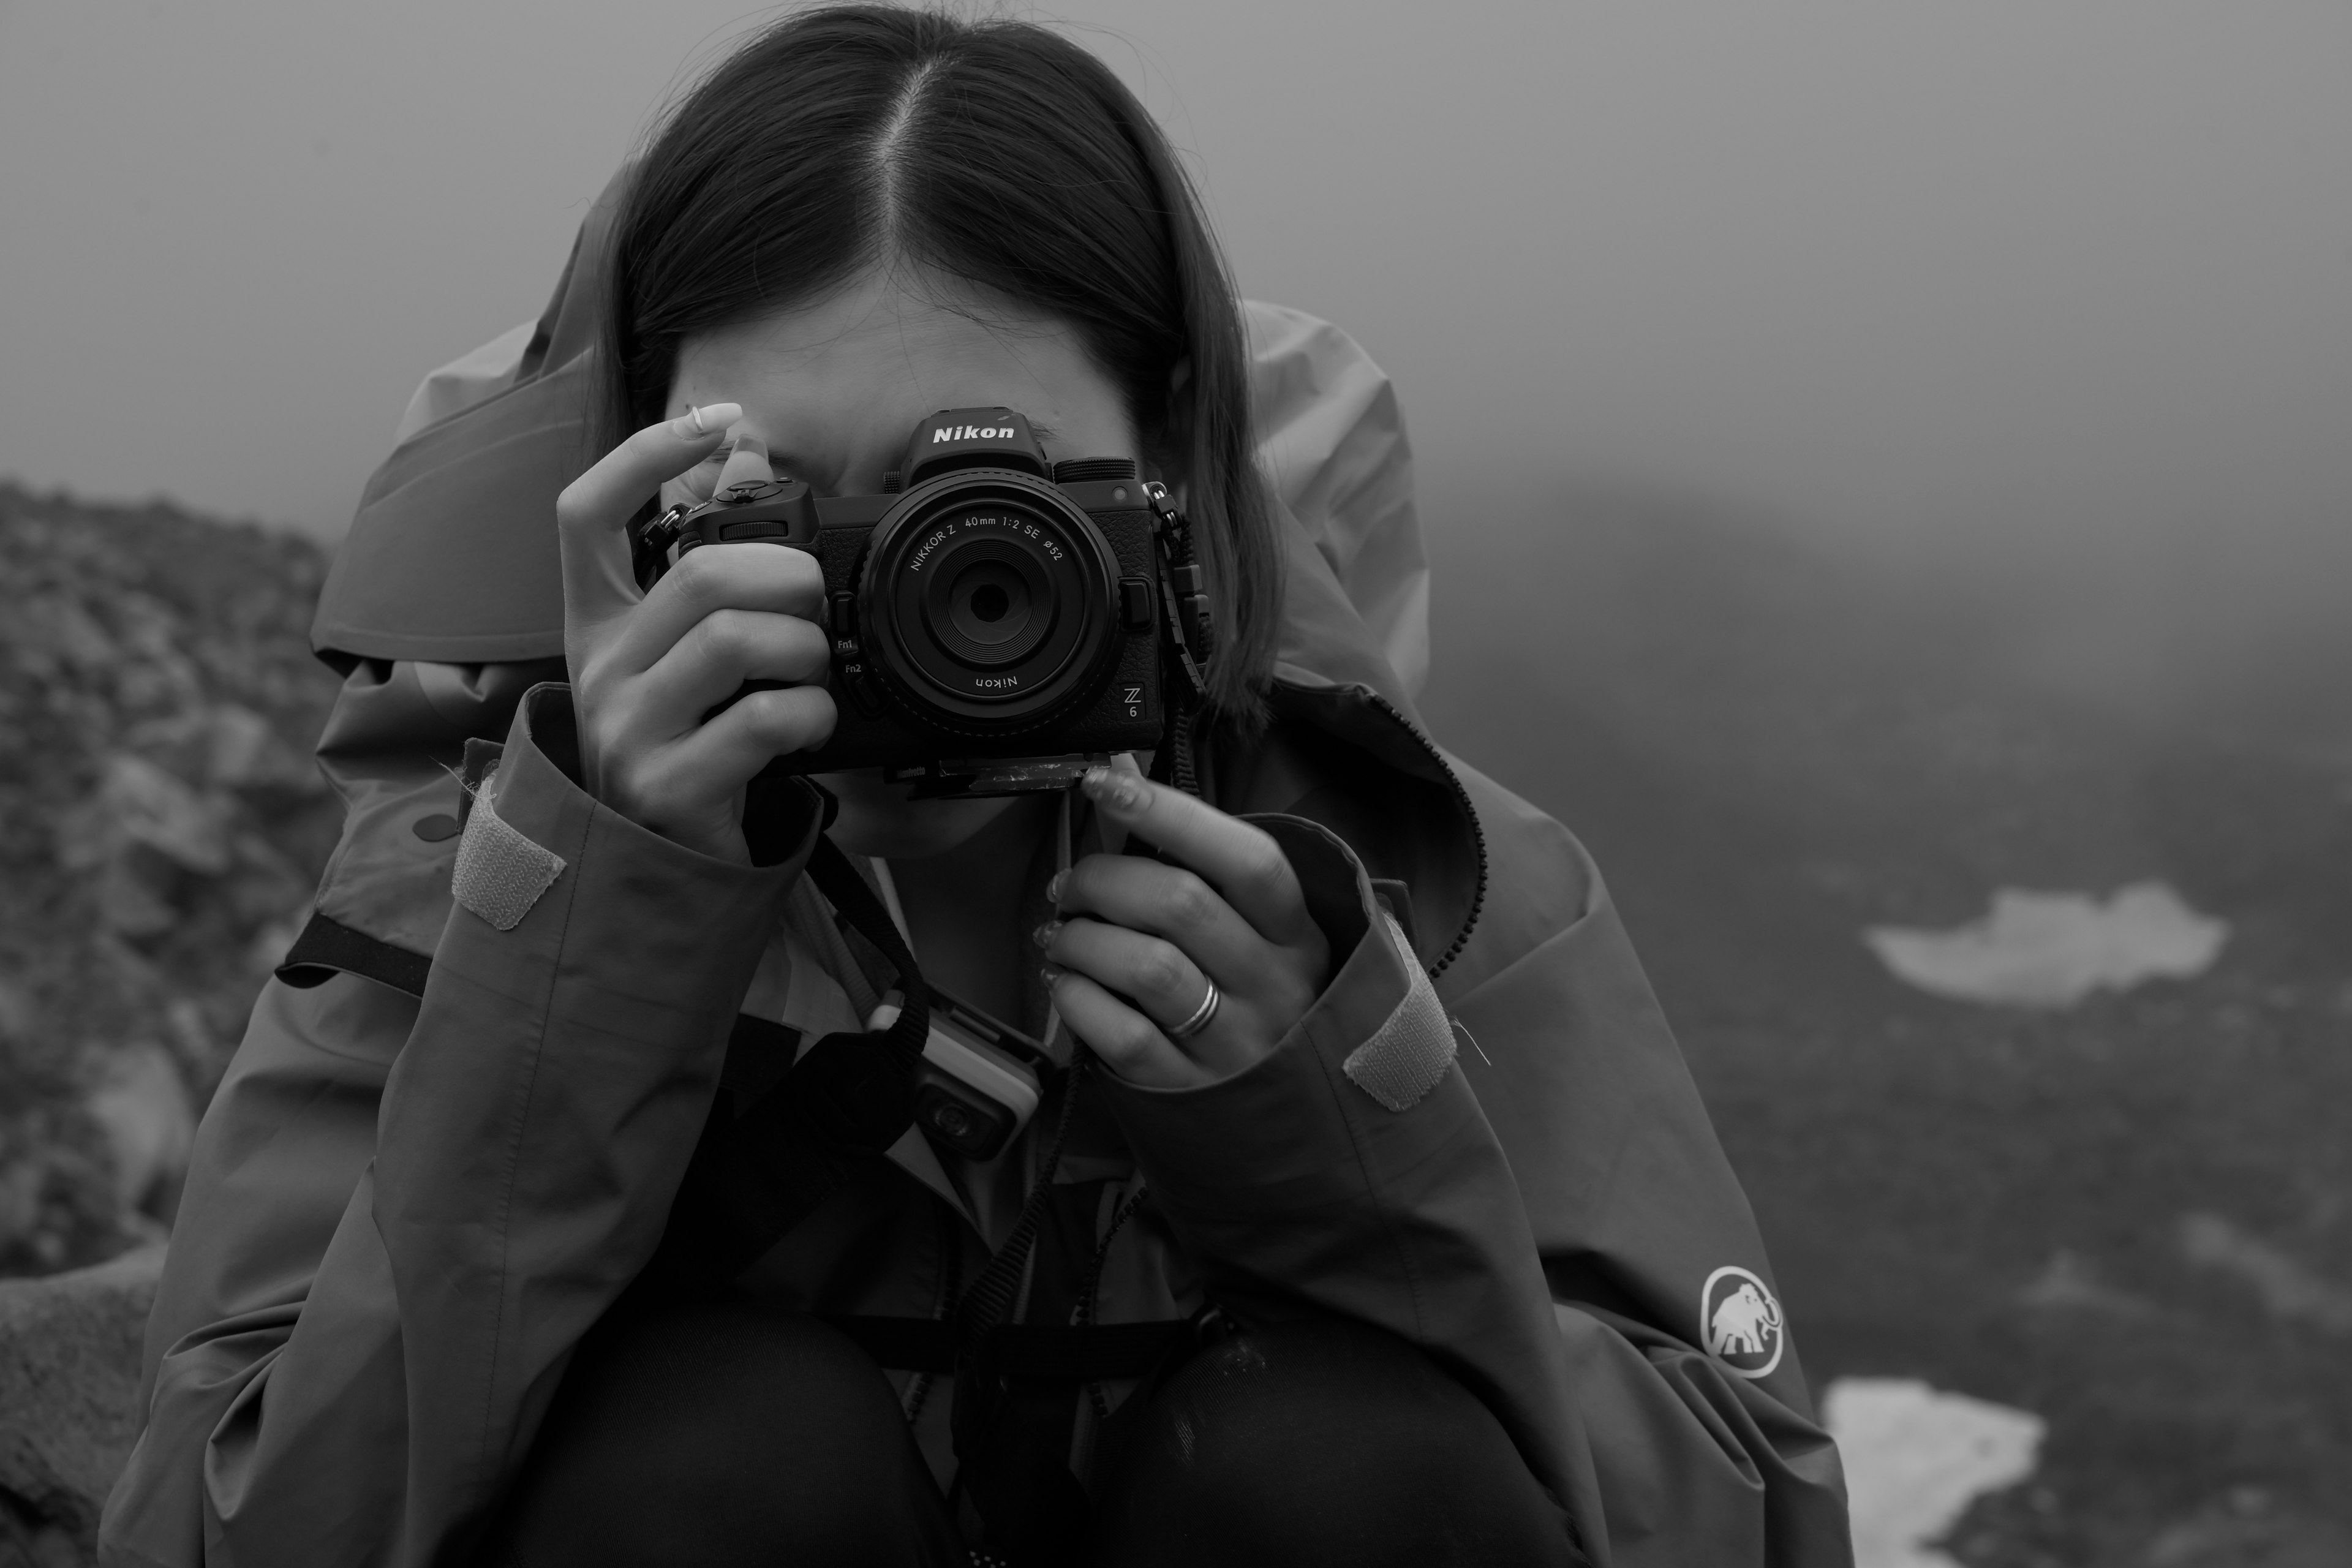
[1115,1318,1521,1498]
[1088,1319,1576,1568]
[488,1300,932,1567]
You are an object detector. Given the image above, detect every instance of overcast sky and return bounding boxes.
[4,1,2347,635]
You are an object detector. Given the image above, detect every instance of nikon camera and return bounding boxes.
[641,407,1210,795]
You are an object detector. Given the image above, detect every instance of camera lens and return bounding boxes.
[929,543,1048,665]
[859,475,1121,736]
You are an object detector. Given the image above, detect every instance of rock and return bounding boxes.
[2141,1491,2352,1567]
[78,1047,194,1219]
[92,858,176,942]
[0,1164,43,1265]
[98,756,229,878]
[202,705,313,794]
[203,706,277,788]
[0,988,30,1046]
[0,1243,164,1566]
[1,489,342,1284]
[2179,1211,2352,1335]
[0,1126,117,1282]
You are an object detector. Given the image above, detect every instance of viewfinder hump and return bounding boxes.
[903,407,1050,486]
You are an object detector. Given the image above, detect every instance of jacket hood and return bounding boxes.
[312,168,1432,723]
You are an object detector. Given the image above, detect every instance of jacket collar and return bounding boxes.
[1221,672,1487,980]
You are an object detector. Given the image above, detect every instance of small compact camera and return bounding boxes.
[640,407,1212,795]
[865,990,1045,1162]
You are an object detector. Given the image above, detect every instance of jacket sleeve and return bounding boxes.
[1093,813,1600,1558]
[1441,759,1850,1568]
[1095,799,1852,1568]
[101,685,812,1568]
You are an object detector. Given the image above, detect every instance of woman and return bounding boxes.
[103,9,1849,1567]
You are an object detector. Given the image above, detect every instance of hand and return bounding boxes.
[556,404,837,863]
[1039,760,1331,1090]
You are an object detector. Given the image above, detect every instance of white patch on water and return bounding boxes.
[1861,882,2226,1008]
[1826,1378,2045,1568]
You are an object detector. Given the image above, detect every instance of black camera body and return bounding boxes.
[650,408,1198,794]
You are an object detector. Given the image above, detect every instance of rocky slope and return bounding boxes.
[0,484,342,1280]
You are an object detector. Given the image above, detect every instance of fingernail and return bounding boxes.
[1082,767,1144,812]
[1040,963,1064,990]
[714,434,773,499]
[1031,920,1062,951]
[668,401,742,439]
[1046,869,1068,904]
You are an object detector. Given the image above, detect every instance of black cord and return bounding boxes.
[954,1050,1093,1352]
[800,834,930,1063]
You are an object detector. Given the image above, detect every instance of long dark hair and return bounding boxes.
[603,5,1279,717]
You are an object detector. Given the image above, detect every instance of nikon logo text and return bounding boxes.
[933,425,1015,443]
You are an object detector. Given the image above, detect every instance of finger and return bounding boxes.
[631,608,832,720]
[1044,968,1199,1089]
[643,683,839,801]
[607,541,827,677]
[556,402,742,634]
[1050,856,1265,988]
[1041,918,1218,1035]
[1078,768,1321,951]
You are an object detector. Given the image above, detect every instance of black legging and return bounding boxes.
[484,1297,1578,1567]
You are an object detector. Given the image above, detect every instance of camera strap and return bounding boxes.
[639,828,933,1291]
[1144,482,1213,799]
[637,784,1207,1561]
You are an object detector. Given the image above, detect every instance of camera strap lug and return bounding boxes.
[1142,481,1215,688]
[633,502,695,589]
[1141,482,1212,795]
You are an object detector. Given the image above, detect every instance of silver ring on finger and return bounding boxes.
[1163,977,1221,1042]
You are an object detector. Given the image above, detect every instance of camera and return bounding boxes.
[640,407,1212,795]
[865,989,1044,1163]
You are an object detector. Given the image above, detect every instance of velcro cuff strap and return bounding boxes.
[1342,914,1456,1112]
[450,761,566,930]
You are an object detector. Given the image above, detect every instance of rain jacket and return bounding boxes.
[100,185,1850,1568]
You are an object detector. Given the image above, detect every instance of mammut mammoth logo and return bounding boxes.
[1700,1266,1784,1379]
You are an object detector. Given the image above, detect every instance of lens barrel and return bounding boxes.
[856,470,1121,736]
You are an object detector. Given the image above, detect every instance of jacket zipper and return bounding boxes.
[1360,689,1488,979]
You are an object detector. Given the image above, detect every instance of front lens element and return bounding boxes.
[925,537,1050,666]
[861,477,1120,734]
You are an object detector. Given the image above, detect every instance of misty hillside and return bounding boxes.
[0,484,342,1277]
[1420,492,2352,1565]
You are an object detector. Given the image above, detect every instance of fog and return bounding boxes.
[4,1,2347,743]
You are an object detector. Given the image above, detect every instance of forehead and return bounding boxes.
[669,273,1134,463]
